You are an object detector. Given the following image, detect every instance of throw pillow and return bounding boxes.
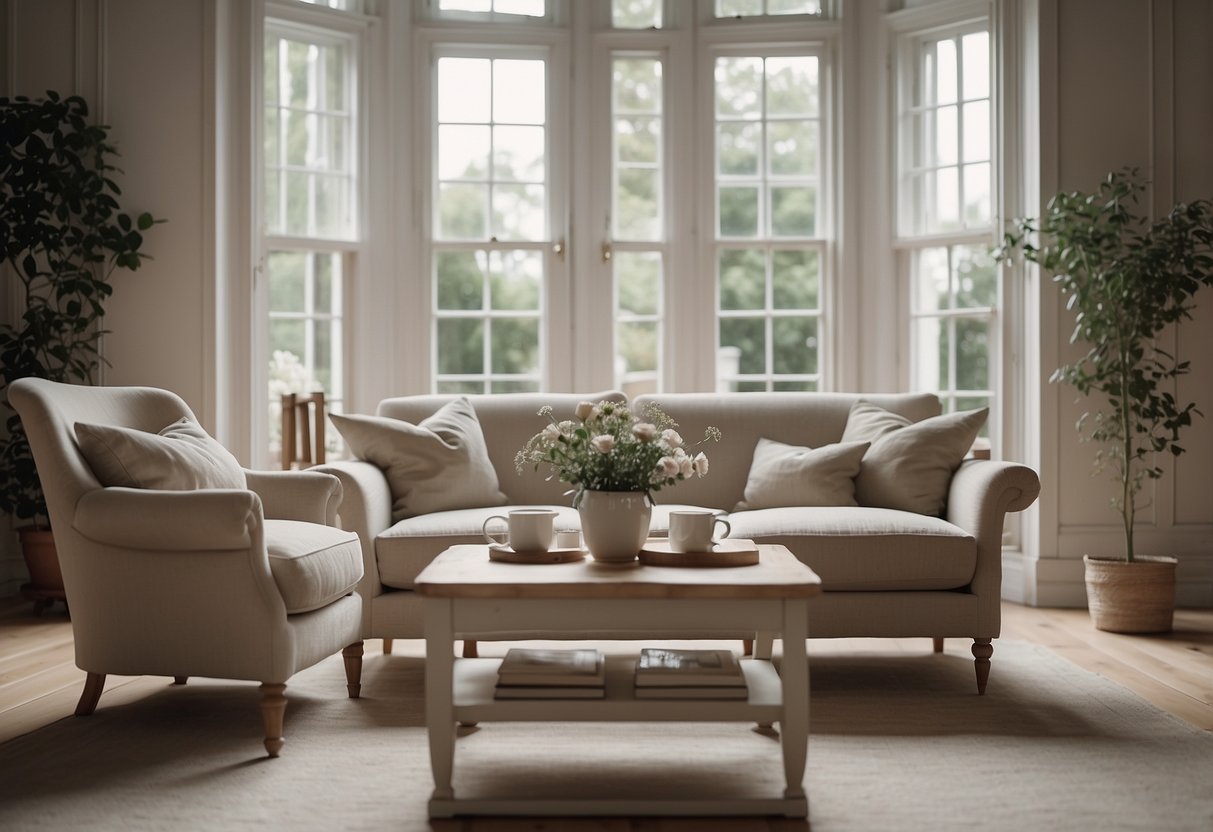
[75,418,247,490]
[735,438,871,511]
[843,401,989,516]
[330,397,508,522]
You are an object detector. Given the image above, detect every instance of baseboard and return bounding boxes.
[1005,549,1213,609]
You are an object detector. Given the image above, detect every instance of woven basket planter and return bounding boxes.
[1083,555,1177,634]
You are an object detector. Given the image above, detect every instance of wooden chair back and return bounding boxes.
[281,391,326,470]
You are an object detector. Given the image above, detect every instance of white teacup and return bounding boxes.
[668,510,731,553]
[482,509,558,552]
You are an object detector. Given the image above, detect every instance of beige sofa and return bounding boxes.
[319,391,1040,693]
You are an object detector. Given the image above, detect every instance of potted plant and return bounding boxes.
[998,168,1213,632]
[516,400,721,563]
[0,91,160,612]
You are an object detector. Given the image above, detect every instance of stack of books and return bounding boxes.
[633,648,748,699]
[493,647,606,699]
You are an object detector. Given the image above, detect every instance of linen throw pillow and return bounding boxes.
[331,397,508,522]
[75,417,247,490]
[843,400,989,516]
[735,438,871,511]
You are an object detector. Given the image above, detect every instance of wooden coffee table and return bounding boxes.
[415,543,822,818]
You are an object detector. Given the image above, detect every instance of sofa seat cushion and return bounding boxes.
[725,506,976,591]
[264,520,363,614]
[377,505,581,589]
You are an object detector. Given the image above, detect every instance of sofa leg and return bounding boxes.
[343,641,364,699]
[462,640,479,659]
[742,639,753,656]
[173,676,189,685]
[972,638,993,695]
[932,638,944,654]
[260,683,287,757]
[75,672,106,716]
[382,638,393,655]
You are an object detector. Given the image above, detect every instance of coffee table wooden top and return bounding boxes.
[414,544,822,600]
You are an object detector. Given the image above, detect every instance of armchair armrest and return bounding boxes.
[312,459,392,597]
[244,469,342,525]
[74,487,262,551]
[946,459,1041,614]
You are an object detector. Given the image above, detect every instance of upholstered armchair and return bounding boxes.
[9,378,365,757]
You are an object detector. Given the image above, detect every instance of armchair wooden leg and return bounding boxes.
[173,676,189,685]
[382,638,393,655]
[972,638,993,695]
[260,683,287,757]
[75,672,105,716]
[343,641,364,699]
[933,638,944,654]
[462,640,479,659]
[742,638,754,656]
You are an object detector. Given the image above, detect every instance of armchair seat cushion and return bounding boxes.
[726,506,976,591]
[264,520,363,613]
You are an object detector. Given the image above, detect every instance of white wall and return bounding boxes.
[1024,0,1213,607]
[2,0,1211,606]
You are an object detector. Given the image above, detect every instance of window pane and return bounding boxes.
[715,58,763,119]
[771,186,815,236]
[270,319,306,361]
[616,251,661,316]
[439,183,489,239]
[437,318,484,374]
[491,379,541,393]
[492,183,545,240]
[719,317,766,374]
[439,125,490,179]
[438,379,486,394]
[616,169,660,240]
[931,166,960,231]
[955,318,989,391]
[962,101,989,163]
[493,0,545,15]
[766,57,817,117]
[436,251,486,310]
[933,38,958,105]
[955,245,997,307]
[768,120,816,176]
[490,250,542,310]
[962,31,990,100]
[932,105,958,166]
[613,0,661,28]
[772,316,817,374]
[716,0,763,18]
[614,58,662,113]
[772,250,818,309]
[438,58,491,123]
[493,60,545,124]
[719,186,759,237]
[493,125,545,181]
[913,247,950,313]
[491,317,540,374]
[617,117,659,164]
[269,251,306,312]
[618,321,659,375]
[963,162,991,225]
[912,315,946,392]
[774,379,817,391]
[719,249,765,310]
[718,122,761,176]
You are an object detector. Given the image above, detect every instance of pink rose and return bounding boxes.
[632,422,657,442]
[590,434,615,454]
[575,401,595,421]
[658,456,680,477]
[661,428,683,448]
[693,452,709,477]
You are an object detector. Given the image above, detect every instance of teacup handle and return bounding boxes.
[712,517,732,542]
[482,515,509,547]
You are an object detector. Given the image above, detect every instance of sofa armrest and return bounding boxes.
[244,469,342,525]
[74,487,263,551]
[312,460,393,598]
[946,459,1041,615]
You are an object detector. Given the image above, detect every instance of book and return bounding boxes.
[634,648,745,687]
[633,685,749,700]
[496,648,605,687]
[493,685,606,700]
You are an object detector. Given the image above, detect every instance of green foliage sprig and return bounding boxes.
[996,169,1213,561]
[0,91,162,526]
[515,400,722,504]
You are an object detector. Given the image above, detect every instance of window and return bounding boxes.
[714,52,824,392]
[262,17,359,460]
[896,22,996,431]
[431,53,550,394]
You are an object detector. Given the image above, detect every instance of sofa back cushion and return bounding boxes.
[376,391,626,506]
[633,392,941,510]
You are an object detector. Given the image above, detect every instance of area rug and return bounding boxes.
[0,640,1210,832]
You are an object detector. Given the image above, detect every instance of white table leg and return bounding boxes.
[424,597,456,800]
[779,599,809,803]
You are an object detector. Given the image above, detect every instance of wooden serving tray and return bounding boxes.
[638,538,760,568]
[488,544,587,564]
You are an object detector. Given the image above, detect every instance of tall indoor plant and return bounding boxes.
[0,91,160,610]
[998,169,1213,632]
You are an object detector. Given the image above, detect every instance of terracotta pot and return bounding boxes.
[577,490,651,564]
[1083,554,1176,634]
[18,528,62,592]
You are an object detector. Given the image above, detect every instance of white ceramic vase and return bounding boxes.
[577,490,651,564]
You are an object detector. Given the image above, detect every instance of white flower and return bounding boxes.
[575,401,595,421]
[693,451,709,477]
[590,434,616,454]
[678,455,694,477]
[543,423,562,440]
[658,456,680,477]
[661,428,683,449]
[632,422,657,442]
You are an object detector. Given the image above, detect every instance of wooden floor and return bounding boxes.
[1,595,1210,831]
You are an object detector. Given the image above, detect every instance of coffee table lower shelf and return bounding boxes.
[430,656,805,818]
